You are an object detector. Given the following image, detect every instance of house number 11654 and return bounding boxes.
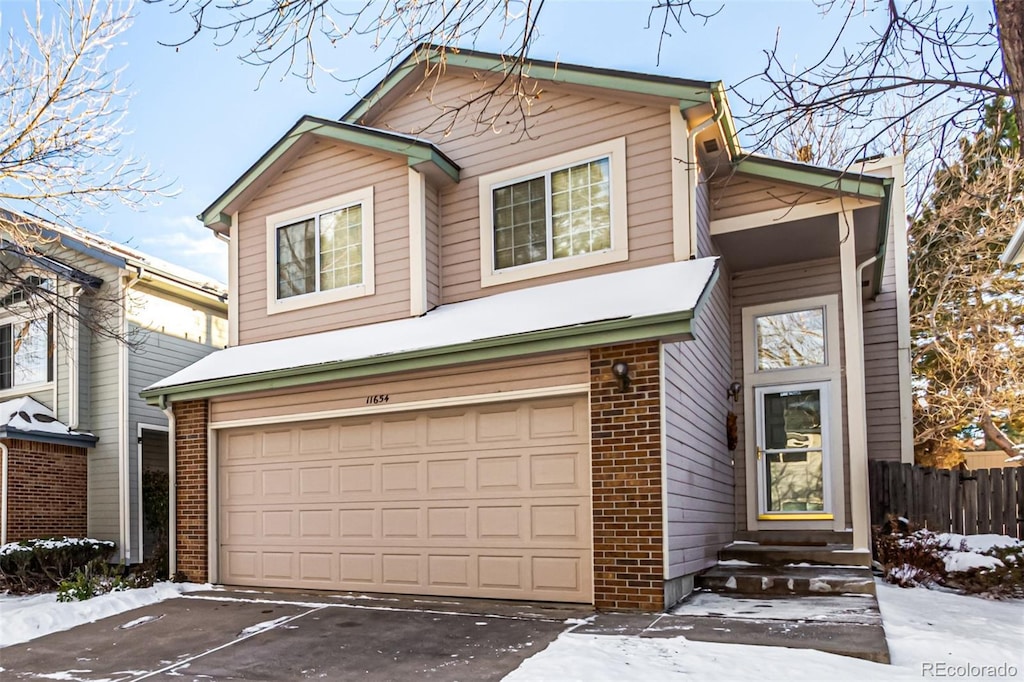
[365,394,390,405]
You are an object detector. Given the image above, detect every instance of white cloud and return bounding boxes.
[140,215,228,282]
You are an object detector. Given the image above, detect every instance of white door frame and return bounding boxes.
[754,381,833,520]
[742,294,846,532]
[137,422,169,563]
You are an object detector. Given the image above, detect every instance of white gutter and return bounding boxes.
[119,267,143,563]
[160,402,176,577]
[687,107,724,259]
[1,442,8,544]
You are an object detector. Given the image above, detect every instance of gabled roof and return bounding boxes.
[199,116,460,231]
[142,258,719,404]
[0,396,97,448]
[1,209,226,301]
[1001,219,1024,265]
[342,44,724,127]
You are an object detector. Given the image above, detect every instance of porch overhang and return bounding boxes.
[143,258,719,405]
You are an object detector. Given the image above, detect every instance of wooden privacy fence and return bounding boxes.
[869,461,1023,539]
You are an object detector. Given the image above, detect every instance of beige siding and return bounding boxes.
[425,183,441,310]
[236,139,411,344]
[863,217,903,461]
[729,259,851,529]
[210,351,590,424]
[710,174,836,221]
[371,74,676,303]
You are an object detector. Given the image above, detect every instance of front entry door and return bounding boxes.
[754,382,833,520]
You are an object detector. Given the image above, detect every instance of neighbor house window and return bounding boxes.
[478,138,628,287]
[0,316,53,389]
[265,187,375,314]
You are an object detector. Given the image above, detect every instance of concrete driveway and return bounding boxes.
[0,588,592,681]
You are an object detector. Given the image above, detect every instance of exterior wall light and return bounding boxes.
[727,381,742,402]
[611,361,631,392]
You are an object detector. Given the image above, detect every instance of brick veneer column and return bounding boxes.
[590,341,663,610]
[3,438,87,541]
[173,399,209,582]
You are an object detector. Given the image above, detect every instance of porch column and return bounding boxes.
[839,210,871,550]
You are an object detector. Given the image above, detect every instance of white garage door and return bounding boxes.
[217,396,592,603]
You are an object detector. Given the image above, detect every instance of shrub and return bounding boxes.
[873,525,1024,597]
[0,537,116,594]
[56,561,158,602]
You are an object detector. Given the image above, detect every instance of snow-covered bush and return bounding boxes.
[873,526,1024,597]
[0,537,116,594]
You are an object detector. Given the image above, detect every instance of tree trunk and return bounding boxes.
[979,410,1019,457]
[994,0,1024,145]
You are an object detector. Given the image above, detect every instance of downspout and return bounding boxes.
[68,285,82,429]
[159,397,176,578]
[119,267,144,563]
[1,442,8,545]
[687,106,725,259]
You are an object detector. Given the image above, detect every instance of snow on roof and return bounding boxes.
[148,258,719,392]
[0,396,95,443]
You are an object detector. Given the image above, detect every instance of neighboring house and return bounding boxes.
[0,213,227,565]
[144,46,912,611]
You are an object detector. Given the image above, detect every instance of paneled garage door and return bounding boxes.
[217,396,592,603]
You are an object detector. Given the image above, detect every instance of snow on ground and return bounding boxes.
[0,582,209,647]
[506,581,1024,681]
[933,533,1022,553]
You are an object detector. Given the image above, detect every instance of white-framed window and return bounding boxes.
[0,314,53,391]
[265,187,375,315]
[477,138,628,287]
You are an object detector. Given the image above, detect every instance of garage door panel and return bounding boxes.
[219,396,591,603]
[221,547,591,601]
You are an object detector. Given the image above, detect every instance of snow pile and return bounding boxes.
[506,580,1024,681]
[0,537,114,557]
[0,582,208,647]
[876,530,1022,594]
[933,533,1021,554]
[941,551,1004,573]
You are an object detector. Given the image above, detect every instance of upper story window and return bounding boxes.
[0,315,53,390]
[265,187,375,315]
[478,138,628,287]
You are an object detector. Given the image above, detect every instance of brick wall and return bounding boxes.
[590,341,663,610]
[3,438,87,541]
[174,399,209,581]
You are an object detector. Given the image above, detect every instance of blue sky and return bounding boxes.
[2,1,991,281]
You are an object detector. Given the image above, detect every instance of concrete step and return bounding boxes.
[720,542,872,567]
[734,529,853,546]
[697,564,876,595]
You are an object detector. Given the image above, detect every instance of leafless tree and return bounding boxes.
[1,0,158,345]
[144,1,1020,165]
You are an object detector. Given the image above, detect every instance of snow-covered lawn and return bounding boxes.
[506,582,1024,681]
[0,582,208,648]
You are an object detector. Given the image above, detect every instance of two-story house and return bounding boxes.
[1,213,227,566]
[144,47,911,611]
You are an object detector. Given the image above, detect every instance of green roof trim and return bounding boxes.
[870,177,894,297]
[734,156,889,199]
[142,311,694,405]
[343,44,716,125]
[200,116,460,229]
